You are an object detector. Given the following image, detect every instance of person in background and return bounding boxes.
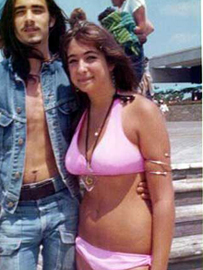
[138,57,154,99]
[98,6,142,83]
[111,0,154,43]
[98,7,140,57]
[110,0,154,83]
[159,100,170,116]
[69,7,87,28]
[61,21,175,270]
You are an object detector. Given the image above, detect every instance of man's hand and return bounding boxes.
[137,180,150,200]
[136,33,147,44]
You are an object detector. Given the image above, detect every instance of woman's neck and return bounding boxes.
[88,87,116,111]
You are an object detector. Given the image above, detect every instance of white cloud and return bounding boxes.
[161,0,200,17]
[169,33,200,46]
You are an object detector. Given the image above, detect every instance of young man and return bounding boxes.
[0,0,80,269]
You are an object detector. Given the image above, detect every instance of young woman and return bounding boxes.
[61,22,175,270]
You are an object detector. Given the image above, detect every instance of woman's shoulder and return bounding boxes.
[132,94,159,112]
[116,92,158,111]
[127,94,163,126]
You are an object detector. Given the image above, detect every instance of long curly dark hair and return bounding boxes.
[0,0,68,80]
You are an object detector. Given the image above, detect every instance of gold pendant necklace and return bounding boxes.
[85,98,115,169]
[80,175,96,192]
[80,97,115,192]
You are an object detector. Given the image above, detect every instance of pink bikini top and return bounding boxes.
[65,99,145,176]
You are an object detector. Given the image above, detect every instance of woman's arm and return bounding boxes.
[134,96,175,270]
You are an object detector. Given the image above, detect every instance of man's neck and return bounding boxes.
[29,58,43,76]
[28,42,52,73]
[28,48,52,75]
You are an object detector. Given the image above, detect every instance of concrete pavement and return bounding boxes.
[166,121,202,166]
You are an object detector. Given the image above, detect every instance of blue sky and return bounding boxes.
[55,0,201,58]
[0,0,201,60]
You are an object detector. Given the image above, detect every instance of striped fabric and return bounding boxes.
[101,11,140,56]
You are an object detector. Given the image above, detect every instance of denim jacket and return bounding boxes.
[0,57,80,214]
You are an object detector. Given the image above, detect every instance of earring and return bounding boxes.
[111,72,116,88]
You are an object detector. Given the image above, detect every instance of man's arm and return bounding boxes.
[132,6,154,44]
[145,19,154,36]
[133,6,147,34]
[137,179,150,200]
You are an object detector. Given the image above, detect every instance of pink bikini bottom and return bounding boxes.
[76,236,152,270]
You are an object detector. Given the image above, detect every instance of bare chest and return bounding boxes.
[26,81,46,124]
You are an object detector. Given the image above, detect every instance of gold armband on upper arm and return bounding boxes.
[145,153,172,176]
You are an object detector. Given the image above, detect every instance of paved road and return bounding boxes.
[166,121,202,165]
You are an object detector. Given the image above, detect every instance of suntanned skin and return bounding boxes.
[77,104,152,270]
[68,39,175,270]
[23,75,58,183]
[12,0,58,183]
[77,98,172,270]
